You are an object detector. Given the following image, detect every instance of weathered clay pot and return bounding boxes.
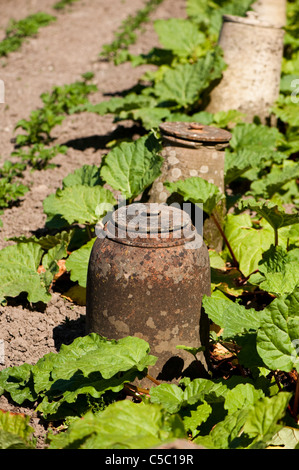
[206,13,285,123]
[86,203,211,382]
[148,122,231,251]
[252,0,286,27]
[149,122,231,200]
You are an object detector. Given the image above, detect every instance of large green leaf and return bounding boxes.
[0,410,34,449]
[256,289,299,372]
[153,49,225,108]
[43,185,116,227]
[224,148,287,185]
[164,176,225,216]
[229,122,284,152]
[224,383,265,414]
[0,242,51,304]
[224,213,274,276]
[243,393,292,449]
[48,400,186,449]
[0,363,36,404]
[239,199,299,245]
[0,334,157,420]
[194,408,249,449]
[100,133,163,201]
[150,378,228,413]
[255,246,299,295]
[62,164,102,188]
[259,268,299,296]
[224,122,287,184]
[249,162,299,199]
[202,295,260,339]
[154,18,206,58]
[194,392,291,449]
[150,383,184,414]
[65,238,95,288]
[34,334,157,389]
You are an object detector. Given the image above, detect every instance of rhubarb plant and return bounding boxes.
[0,12,56,57]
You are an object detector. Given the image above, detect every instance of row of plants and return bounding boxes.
[0,0,167,225]
[0,0,92,226]
[0,0,298,450]
[0,72,97,226]
[0,0,83,59]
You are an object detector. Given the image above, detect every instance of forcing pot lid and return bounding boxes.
[159,122,232,144]
[222,12,284,29]
[105,203,196,247]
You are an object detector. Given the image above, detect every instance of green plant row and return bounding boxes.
[0,0,166,222]
[0,72,97,225]
[0,12,57,58]
[0,0,298,450]
[99,0,166,64]
[0,1,83,58]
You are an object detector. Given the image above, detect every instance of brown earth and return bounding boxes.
[0,0,186,448]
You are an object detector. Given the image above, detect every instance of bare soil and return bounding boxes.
[0,0,186,448]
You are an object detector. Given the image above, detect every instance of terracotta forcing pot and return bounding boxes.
[149,121,232,251]
[86,202,211,382]
[206,13,285,124]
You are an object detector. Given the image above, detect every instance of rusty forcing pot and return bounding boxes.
[149,122,232,251]
[86,203,211,382]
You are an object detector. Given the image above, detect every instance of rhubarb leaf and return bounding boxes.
[202,295,260,339]
[154,18,206,58]
[164,176,224,216]
[239,199,299,237]
[224,213,279,276]
[100,133,163,201]
[65,238,96,288]
[153,49,225,107]
[256,289,299,372]
[48,400,186,449]
[43,185,116,227]
[0,242,51,304]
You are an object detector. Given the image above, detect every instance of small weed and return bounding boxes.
[12,144,68,170]
[53,0,81,10]
[0,12,56,57]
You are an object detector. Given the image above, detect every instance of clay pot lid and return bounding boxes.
[105,203,196,247]
[113,203,189,234]
[222,12,284,29]
[159,122,232,144]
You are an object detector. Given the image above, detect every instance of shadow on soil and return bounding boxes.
[62,124,146,152]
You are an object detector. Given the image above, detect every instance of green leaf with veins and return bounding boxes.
[249,163,299,199]
[224,213,274,276]
[100,133,162,201]
[202,294,260,339]
[164,176,224,216]
[153,49,226,108]
[0,242,51,304]
[62,164,102,188]
[48,400,185,449]
[257,289,299,372]
[65,238,96,288]
[254,246,299,295]
[154,18,206,58]
[238,199,299,246]
[43,185,116,226]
